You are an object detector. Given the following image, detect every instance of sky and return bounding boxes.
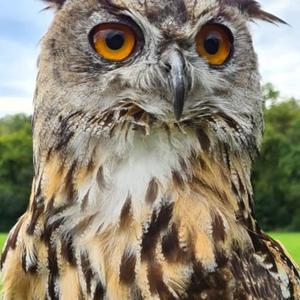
[0,0,299,116]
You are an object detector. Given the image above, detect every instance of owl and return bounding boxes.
[1,0,300,299]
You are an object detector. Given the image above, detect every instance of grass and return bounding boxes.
[269,232,300,266]
[0,232,299,265]
[0,234,6,251]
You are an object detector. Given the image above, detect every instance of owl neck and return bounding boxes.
[22,127,263,285]
[28,132,259,260]
[30,128,258,257]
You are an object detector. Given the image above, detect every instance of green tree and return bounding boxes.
[253,85,300,231]
[0,114,33,231]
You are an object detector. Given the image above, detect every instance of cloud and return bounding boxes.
[0,1,52,116]
[0,96,33,117]
[0,37,37,115]
[251,0,300,98]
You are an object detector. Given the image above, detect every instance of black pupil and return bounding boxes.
[105,30,125,50]
[204,34,220,55]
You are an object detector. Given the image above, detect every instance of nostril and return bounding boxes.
[163,62,172,73]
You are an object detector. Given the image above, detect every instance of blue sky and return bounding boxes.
[0,0,299,116]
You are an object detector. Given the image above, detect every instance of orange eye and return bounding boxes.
[91,23,137,62]
[196,24,233,66]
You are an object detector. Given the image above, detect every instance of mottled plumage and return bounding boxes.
[1,0,299,299]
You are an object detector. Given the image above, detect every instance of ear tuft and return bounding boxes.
[222,0,287,25]
[42,0,66,10]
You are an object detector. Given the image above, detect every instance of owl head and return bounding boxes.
[34,0,284,165]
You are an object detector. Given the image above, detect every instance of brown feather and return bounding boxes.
[221,0,287,24]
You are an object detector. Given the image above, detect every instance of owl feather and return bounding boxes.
[1,0,299,299]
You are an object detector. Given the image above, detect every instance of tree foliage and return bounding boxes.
[253,84,300,231]
[0,114,33,231]
[0,85,299,231]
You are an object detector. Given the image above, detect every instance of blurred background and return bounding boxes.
[0,1,299,264]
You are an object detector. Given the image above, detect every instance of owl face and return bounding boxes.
[35,0,282,158]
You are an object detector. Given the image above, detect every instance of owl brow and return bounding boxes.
[98,0,127,12]
[152,0,188,24]
[192,3,220,23]
[42,0,126,11]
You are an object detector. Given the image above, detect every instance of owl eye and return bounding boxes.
[196,24,233,66]
[90,23,137,62]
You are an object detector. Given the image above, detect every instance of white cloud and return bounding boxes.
[0,38,37,88]
[0,96,33,117]
[0,0,52,116]
[0,37,38,115]
[251,1,300,98]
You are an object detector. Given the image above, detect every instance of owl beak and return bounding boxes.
[167,50,188,121]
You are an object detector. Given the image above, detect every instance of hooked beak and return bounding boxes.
[167,50,189,121]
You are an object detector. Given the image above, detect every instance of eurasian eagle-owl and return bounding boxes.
[1,0,300,299]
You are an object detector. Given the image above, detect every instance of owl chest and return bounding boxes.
[3,154,295,300]
[42,229,287,300]
[58,160,288,299]
[82,133,194,229]
[19,134,294,299]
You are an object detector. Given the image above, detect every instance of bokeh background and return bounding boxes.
[0,0,299,264]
